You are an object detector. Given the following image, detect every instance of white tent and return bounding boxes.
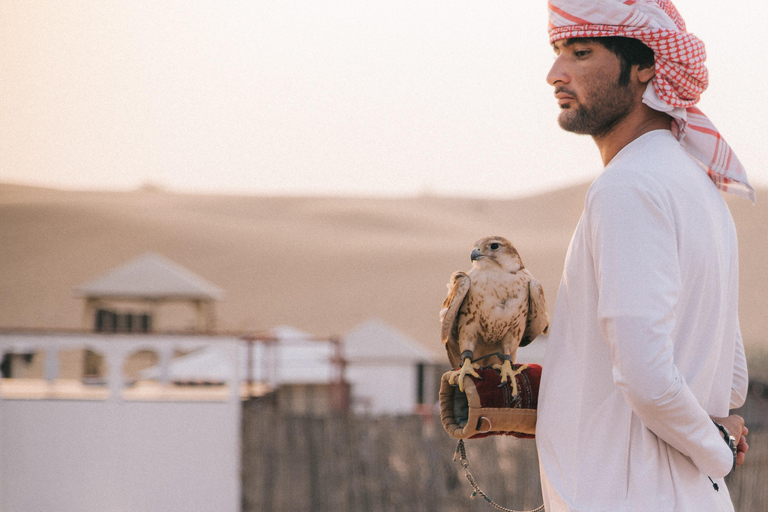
[140,326,337,386]
[342,319,441,415]
[247,326,337,385]
[140,346,234,383]
[343,318,440,365]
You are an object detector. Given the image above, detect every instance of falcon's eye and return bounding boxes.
[490,243,500,250]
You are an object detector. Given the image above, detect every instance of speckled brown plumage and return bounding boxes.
[440,236,549,392]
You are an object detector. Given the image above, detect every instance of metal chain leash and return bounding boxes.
[454,440,545,512]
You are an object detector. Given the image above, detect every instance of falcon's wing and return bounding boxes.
[521,277,549,347]
[440,271,470,368]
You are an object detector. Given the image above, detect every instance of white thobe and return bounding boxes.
[537,130,749,512]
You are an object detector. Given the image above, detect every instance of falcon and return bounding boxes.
[440,236,549,394]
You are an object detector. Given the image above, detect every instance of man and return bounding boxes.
[536,1,751,510]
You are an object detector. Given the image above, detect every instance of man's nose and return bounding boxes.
[547,56,568,86]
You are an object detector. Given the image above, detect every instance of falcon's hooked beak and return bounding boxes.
[470,248,483,261]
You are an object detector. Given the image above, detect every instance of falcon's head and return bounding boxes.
[470,236,524,273]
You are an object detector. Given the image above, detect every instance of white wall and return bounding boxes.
[1,400,240,512]
[0,333,241,512]
[346,363,417,415]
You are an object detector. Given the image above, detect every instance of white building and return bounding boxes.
[343,319,443,415]
[75,252,223,333]
[0,332,242,512]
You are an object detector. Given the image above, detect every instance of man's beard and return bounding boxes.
[557,79,636,137]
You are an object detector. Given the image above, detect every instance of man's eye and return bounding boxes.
[575,50,590,58]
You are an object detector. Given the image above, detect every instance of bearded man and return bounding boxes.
[536,1,752,510]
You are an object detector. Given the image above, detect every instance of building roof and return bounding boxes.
[75,252,223,301]
[342,318,440,364]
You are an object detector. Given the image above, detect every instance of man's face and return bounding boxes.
[547,39,637,137]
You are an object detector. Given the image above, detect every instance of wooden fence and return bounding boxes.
[242,398,767,512]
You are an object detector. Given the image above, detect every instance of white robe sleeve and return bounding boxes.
[587,179,735,479]
[730,326,748,409]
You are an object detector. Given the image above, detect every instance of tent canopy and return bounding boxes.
[342,319,440,364]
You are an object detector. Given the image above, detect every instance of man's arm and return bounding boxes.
[588,179,735,478]
[711,326,750,466]
[730,327,748,409]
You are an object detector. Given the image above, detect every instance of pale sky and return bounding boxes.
[1,1,765,198]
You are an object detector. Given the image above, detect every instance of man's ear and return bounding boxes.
[636,64,655,84]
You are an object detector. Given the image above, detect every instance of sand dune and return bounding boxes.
[1,182,766,362]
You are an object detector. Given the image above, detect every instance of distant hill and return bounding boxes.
[1,182,766,363]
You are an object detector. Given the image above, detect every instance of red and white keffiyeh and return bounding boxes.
[548,0,755,202]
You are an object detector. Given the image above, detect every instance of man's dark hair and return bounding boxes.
[574,37,655,86]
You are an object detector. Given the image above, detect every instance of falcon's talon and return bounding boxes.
[448,358,482,392]
[493,360,528,398]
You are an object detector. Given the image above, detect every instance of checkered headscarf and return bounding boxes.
[548,0,754,202]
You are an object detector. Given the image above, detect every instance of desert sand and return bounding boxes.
[1,182,766,364]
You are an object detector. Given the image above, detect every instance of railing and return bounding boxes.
[0,330,350,408]
[0,331,242,401]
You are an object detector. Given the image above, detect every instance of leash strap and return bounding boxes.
[454,439,545,512]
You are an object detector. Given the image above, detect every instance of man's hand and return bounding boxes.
[711,414,749,466]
